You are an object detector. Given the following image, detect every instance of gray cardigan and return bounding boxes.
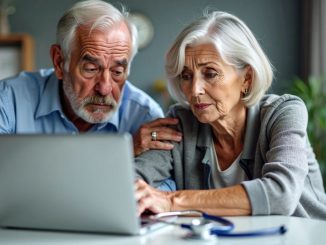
[135,94,326,219]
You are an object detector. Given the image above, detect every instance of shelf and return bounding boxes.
[0,33,34,80]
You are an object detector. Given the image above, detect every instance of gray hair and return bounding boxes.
[56,0,138,74]
[165,11,273,107]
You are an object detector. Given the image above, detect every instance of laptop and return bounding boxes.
[0,134,169,235]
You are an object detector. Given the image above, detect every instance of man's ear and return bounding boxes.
[50,44,65,79]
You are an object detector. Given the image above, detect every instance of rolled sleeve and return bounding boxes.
[242,180,270,215]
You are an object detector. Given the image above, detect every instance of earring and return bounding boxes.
[242,88,248,95]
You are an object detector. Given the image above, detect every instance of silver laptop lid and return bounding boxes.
[0,134,143,235]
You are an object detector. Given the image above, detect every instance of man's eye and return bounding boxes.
[111,68,124,77]
[80,64,100,78]
[112,70,122,76]
[83,66,99,74]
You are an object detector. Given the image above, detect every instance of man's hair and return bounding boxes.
[165,11,273,107]
[56,0,138,74]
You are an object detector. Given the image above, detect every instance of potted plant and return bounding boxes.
[291,76,326,187]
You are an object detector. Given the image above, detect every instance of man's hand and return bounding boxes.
[133,118,182,156]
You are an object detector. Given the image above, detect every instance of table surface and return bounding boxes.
[0,215,325,245]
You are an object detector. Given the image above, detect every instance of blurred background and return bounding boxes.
[0,0,304,104]
[1,0,326,186]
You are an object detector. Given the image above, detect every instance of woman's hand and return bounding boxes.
[132,118,182,156]
[135,179,172,216]
[135,179,251,216]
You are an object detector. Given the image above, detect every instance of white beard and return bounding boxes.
[62,78,118,124]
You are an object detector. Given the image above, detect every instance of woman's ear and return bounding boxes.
[242,66,253,92]
[50,44,65,79]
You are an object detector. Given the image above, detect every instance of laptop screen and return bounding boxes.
[0,134,153,235]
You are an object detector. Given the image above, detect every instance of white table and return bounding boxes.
[0,215,325,245]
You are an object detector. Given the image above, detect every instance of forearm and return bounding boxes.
[169,184,252,216]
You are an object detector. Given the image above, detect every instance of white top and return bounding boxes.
[209,140,247,189]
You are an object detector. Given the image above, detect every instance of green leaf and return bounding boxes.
[289,76,326,188]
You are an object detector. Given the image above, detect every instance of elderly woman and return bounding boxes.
[135,11,326,219]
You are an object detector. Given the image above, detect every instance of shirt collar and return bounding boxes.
[242,103,261,159]
[35,73,62,118]
[197,123,212,148]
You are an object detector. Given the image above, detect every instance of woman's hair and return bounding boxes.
[165,11,273,107]
[56,0,138,74]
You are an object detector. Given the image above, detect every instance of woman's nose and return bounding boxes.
[191,78,205,96]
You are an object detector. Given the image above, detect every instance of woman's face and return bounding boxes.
[180,43,249,124]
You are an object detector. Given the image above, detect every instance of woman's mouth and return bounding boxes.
[194,103,211,110]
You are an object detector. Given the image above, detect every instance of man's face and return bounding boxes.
[60,22,132,124]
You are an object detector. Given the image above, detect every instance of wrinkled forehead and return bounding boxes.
[74,22,132,59]
[184,43,222,63]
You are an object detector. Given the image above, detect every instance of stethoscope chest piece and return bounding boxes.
[181,218,218,241]
[183,232,218,241]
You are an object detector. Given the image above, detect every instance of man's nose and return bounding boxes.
[95,69,113,95]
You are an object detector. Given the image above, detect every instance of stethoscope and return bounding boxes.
[148,210,287,240]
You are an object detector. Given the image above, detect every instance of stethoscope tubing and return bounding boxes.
[211,225,287,237]
[202,212,234,232]
[150,210,287,238]
[202,212,287,237]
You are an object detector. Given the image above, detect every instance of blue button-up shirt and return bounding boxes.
[0,69,164,134]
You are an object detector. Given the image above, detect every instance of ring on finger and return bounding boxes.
[151,131,157,141]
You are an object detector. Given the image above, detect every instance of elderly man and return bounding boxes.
[0,0,181,156]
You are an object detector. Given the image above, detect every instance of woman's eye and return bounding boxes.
[181,73,192,81]
[203,68,220,79]
[205,72,218,79]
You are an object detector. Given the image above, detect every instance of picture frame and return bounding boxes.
[0,34,34,80]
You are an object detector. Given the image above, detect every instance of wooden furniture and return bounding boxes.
[0,33,34,79]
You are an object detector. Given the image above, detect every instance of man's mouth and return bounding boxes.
[87,103,113,111]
